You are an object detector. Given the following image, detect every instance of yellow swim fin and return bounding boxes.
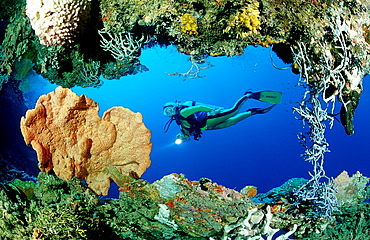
[249,91,282,104]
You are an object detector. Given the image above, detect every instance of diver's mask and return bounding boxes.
[163,105,176,117]
[163,100,181,117]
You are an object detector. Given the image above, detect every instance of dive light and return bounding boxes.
[175,133,189,145]
[175,138,183,145]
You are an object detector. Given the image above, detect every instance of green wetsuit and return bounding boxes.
[177,95,252,138]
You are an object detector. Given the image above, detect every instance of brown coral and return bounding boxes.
[20,87,152,195]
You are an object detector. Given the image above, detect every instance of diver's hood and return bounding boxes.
[163,100,182,109]
[163,101,176,109]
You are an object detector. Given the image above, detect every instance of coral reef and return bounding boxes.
[223,3,261,39]
[1,171,367,239]
[287,0,370,217]
[0,10,35,76]
[1,0,369,109]
[253,178,308,204]
[0,172,108,239]
[302,202,370,240]
[1,0,147,88]
[0,46,9,90]
[20,87,152,195]
[0,0,24,21]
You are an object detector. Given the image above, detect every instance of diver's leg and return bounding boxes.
[248,104,276,115]
[206,104,277,130]
[206,94,250,127]
[207,112,252,130]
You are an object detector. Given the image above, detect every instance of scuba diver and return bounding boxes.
[163,90,282,144]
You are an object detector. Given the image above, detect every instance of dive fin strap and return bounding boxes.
[251,91,282,104]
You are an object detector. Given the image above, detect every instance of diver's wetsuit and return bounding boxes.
[166,90,281,141]
[205,95,252,130]
[177,95,252,139]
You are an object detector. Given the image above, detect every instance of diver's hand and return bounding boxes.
[176,133,190,140]
[175,133,190,144]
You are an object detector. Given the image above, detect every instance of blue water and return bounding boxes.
[22,45,370,197]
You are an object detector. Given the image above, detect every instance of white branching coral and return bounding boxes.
[286,0,370,217]
[167,54,213,80]
[26,0,92,46]
[79,60,102,87]
[291,41,340,218]
[98,30,148,61]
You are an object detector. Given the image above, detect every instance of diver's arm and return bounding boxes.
[180,105,214,118]
[178,128,192,140]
